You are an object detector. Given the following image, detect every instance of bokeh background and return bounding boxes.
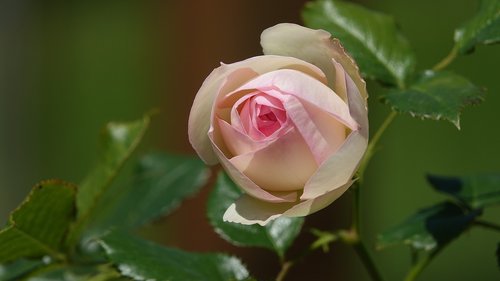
[1,0,499,280]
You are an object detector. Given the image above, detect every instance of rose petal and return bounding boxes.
[223,195,293,226]
[332,58,347,101]
[345,68,369,132]
[301,67,368,200]
[189,55,327,164]
[284,181,352,217]
[232,69,358,132]
[209,129,298,203]
[230,127,317,192]
[282,94,346,165]
[217,118,272,156]
[261,23,367,103]
[223,181,352,226]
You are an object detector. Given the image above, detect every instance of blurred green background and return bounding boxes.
[0,0,498,280]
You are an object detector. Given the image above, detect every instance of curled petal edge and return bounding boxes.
[223,181,352,226]
[261,23,367,104]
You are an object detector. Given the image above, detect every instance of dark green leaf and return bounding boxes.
[302,0,416,87]
[377,202,480,251]
[207,172,304,259]
[23,264,123,281]
[428,174,500,209]
[76,115,150,219]
[91,152,210,231]
[0,180,76,263]
[68,115,150,247]
[383,71,484,128]
[455,0,500,54]
[0,259,45,281]
[99,231,250,281]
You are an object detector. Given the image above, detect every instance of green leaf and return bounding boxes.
[99,231,250,281]
[76,115,150,219]
[383,71,484,128]
[0,259,45,281]
[455,0,500,54]
[207,172,304,259]
[68,115,150,247]
[0,180,76,263]
[91,152,210,231]
[23,264,123,281]
[428,174,500,209]
[302,0,416,87]
[377,202,480,251]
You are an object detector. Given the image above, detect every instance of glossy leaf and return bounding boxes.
[0,259,44,281]
[428,174,500,209]
[68,115,150,246]
[302,0,416,87]
[377,202,480,251]
[207,172,304,259]
[91,152,210,231]
[76,115,150,219]
[0,180,76,263]
[455,0,500,54]
[99,231,250,281]
[23,264,124,281]
[383,71,484,128]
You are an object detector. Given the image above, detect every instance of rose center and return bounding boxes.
[236,93,288,140]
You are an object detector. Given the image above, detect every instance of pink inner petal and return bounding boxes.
[232,92,289,141]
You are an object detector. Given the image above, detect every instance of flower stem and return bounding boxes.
[339,229,385,281]
[432,45,459,71]
[353,239,384,281]
[357,111,397,183]
[474,220,500,232]
[404,247,443,281]
[276,261,293,281]
[341,110,398,281]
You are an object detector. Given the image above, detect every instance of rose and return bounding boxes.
[188,23,368,225]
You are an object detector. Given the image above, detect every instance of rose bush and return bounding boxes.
[188,23,368,225]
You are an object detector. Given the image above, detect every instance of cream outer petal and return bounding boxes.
[282,94,346,165]
[261,23,367,104]
[189,55,327,165]
[208,130,298,203]
[229,127,317,192]
[301,63,368,200]
[223,181,352,226]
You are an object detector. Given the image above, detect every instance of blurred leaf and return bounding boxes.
[302,0,416,87]
[99,231,250,281]
[0,180,76,263]
[24,264,123,281]
[455,0,500,54]
[383,71,484,128]
[377,202,480,251]
[92,152,210,231]
[0,259,44,281]
[428,174,500,209]
[68,115,150,247]
[76,115,150,219]
[207,172,304,259]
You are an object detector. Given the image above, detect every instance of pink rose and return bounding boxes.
[188,23,368,225]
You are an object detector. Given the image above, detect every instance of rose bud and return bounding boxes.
[188,23,368,225]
